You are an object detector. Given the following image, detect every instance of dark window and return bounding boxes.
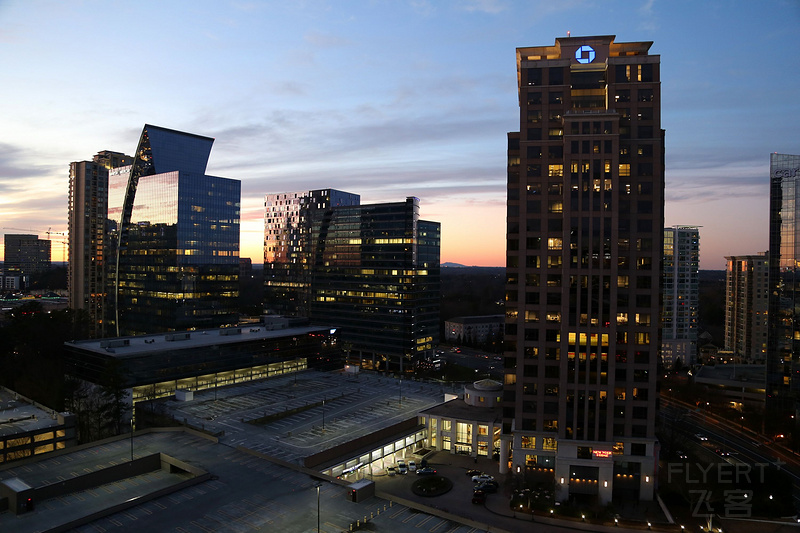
[631,443,647,456]
[527,92,542,105]
[527,128,542,141]
[640,63,653,82]
[549,92,563,105]
[549,67,564,85]
[527,68,543,86]
[527,146,542,159]
[637,89,654,102]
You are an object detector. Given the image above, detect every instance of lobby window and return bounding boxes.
[542,437,557,451]
[478,425,489,436]
[521,436,536,448]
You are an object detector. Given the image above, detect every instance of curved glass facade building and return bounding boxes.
[113,125,240,336]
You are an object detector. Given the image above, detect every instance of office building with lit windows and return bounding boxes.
[264,193,440,373]
[113,125,240,336]
[68,150,132,338]
[264,189,360,317]
[3,234,50,276]
[768,153,800,423]
[661,226,699,368]
[725,253,768,363]
[503,36,663,504]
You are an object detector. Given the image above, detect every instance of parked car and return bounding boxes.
[387,467,397,476]
[472,474,495,483]
[397,460,408,474]
[416,467,437,476]
[474,481,498,493]
[408,460,417,472]
[472,490,487,504]
[465,469,481,477]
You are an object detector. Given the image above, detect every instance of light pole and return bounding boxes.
[399,379,402,407]
[322,398,325,430]
[315,483,321,532]
[130,417,134,462]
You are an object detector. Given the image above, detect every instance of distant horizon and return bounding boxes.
[8,260,734,272]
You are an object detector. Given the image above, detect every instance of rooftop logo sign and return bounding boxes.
[575,45,596,64]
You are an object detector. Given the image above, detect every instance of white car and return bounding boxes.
[408,460,417,472]
[397,460,408,474]
[472,474,494,483]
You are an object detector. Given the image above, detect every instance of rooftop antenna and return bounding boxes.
[567,31,571,37]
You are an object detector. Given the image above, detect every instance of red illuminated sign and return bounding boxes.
[592,449,612,459]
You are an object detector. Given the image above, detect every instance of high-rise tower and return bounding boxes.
[69,150,132,338]
[504,36,663,503]
[725,253,768,363]
[662,226,699,368]
[113,125,241,336]
[264,192,440,372]
[767,153,800,424]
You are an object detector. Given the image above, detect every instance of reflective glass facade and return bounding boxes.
[264,193,440,373]
[114,125,240,335]
[264,189,360,316]
[767,153,800,418]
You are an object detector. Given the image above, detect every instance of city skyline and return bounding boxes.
[1,1,798,269]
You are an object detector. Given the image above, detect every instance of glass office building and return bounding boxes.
[265,193,440,373]
[114,125,240,336]
[767,153,800,425]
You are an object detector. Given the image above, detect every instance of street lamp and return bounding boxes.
[130,417,134,462]
[315,483,322,532]
[399,379,402,406]
[322,398,325,430]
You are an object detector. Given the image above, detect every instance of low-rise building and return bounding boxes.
[0,387,76,465]
[419,379,503,458]
[444,315,504,345]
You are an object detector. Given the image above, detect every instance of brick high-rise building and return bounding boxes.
[503,35,663,503]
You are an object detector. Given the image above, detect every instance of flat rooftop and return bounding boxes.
[0,388,64,439]
[65,324,334,357]
[150,370,457,464]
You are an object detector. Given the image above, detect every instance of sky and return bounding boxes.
[0,0,798,270]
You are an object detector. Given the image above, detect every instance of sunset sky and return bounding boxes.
[1,1,798,269]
